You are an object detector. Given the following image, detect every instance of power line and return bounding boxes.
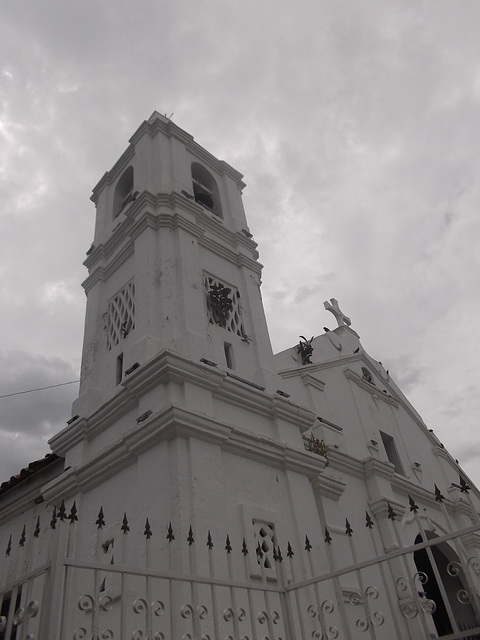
[0,380,80,400]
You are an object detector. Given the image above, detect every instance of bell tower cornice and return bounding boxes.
[91,113,245,205]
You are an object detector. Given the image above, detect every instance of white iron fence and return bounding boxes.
[1,492,480,639]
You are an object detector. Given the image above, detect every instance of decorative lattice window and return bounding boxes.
[253,520,276,569]
[204,275,246,337]
[105,281,135,350]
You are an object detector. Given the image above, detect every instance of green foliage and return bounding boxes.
[305,434,329,459]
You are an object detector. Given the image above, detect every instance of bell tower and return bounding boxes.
[72,112,279,419]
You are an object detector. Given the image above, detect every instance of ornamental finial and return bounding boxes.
[323,298,351,328]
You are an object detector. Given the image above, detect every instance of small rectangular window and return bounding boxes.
[380,431,405,475]
[116,353,124,385]
[224,342,234,369]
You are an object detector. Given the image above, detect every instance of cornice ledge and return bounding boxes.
[103,242,135,282]
[215,377,314,425]
[49,389,136,455]
[81,266,108,292]
[0,481,51,524]
[328,450,364,478]
[199,235,239,266]
[127,210,160,242]
[283,448,328,475]
[170,190,205,217]
[233,230,259,254]
[278,354,364,379]
[449,494,477,520]
[363,457,395,482]
[125,190,157,217]
[367,496,406,520]
[300,372,326,392]
[312,473,347,500]
[41,468,83,504]
[269,396,316,431]
[44,408,325,499]
[49,417,89,457]
[390,476,443,509]
[236,252,262,275]
[122,350,226,399]
[218,159,246,188]
[433,445,450,461]
[169,212,206,240]
[344,368,399,407]
[225,428,327,476]
[185,138,245,188]
[214,378,272,418]
[84,244,106,270]
[83,218,137,277]
[134,117,193,147]
[89,192,157,258]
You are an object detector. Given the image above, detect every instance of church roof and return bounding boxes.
[0,453,60,495]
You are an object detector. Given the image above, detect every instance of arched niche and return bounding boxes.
[191,162,222,217]
[113,166,134,218]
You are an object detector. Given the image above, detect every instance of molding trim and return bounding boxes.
[43,404,327,503]
[344,368,399,407]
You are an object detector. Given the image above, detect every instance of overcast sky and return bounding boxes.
[1,1,480,489]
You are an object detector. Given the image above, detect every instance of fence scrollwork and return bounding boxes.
[223,607,246,622]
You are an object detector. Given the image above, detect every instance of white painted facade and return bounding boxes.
[1,112,480,639]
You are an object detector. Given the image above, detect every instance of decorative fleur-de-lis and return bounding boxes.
[187,526,194,546]
[365,512,374,529]
[408,496,419,514]
[58,500,67,521]
[241,538,248,556]
[387,502,396,521]
[19,525,26,547]
[324,528,332,544]
[305,535,312,551]
[345,519,353,536]
[5,535,12,556]
[34,516,41,537]
[68,501,78,523]
[121,512,130,534]
[144,518,152,540]
[166,522,174,541]
[96,507,105,529]
[287,542,294,558]
[434,485,445,503]
[459,475,470,493]
[206,531,213,550]
[276,546,283,562]
[225,535,232,554]
[50,507,57,530]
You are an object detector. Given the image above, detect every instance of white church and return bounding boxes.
[1,112,479,639]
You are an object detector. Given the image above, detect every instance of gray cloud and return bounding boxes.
[1,0,480,487]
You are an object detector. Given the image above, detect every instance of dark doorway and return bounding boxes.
[414,532,479,637]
